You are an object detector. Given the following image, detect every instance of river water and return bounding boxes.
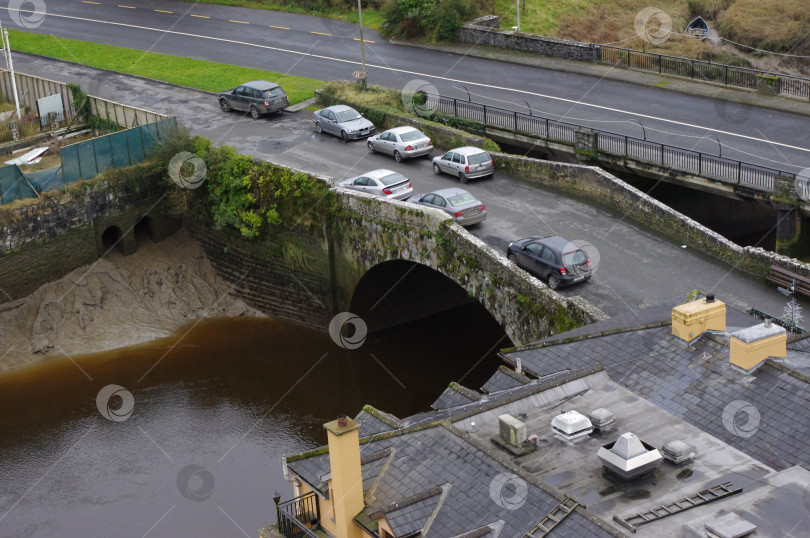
[0,304,508,537]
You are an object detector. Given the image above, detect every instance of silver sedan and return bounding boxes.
[367,126,433,162]
[337,169,413,201]
[313,105,375,142]
[408,187,487,226]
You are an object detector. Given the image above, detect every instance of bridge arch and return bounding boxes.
[350,259,484,335]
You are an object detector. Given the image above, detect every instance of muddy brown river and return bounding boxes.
[0,305,507,537]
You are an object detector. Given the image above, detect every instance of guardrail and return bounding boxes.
[599,46,810,100]
[432,94,796,192]
[277,492,322,538]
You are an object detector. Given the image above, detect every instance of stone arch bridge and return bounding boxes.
[194,190,599,347]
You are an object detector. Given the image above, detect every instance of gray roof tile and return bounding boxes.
[507,320,810,472]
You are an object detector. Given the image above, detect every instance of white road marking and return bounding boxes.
[10,7,809,155]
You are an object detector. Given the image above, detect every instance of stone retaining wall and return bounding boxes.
[494,154,810,279]
[0,184,178,301]
[457,16,599,62]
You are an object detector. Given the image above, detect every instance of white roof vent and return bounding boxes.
[662,440,695,465]
[596,432,663,480]
[551,410,594,441]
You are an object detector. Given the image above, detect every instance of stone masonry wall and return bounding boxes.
[457,16,600,62]
[494,154,810,279]
[0,185,178,301]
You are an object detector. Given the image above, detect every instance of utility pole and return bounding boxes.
[357,0,367,90]
[0,22,21,119]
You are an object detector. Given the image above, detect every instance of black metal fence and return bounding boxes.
[277,492,321,538]
[432,94,796,192]
[599,46,810,100]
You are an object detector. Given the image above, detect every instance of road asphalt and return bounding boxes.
[9,51,809,324]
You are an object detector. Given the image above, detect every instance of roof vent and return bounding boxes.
[596,432,663,480]
[661,440,695,465]
[551,410,594,441]
[499,414,527,447]
[588,408,615,431]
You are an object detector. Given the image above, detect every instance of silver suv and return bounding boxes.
[432,146,494,183]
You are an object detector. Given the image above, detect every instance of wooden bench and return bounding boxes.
[765,265,810,298]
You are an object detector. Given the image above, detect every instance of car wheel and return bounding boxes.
[341,131,349,143]
[250,106,260,119]
[547,274,560,290]
[219,99,231,113]
[433,163,441,175]
[459,172,469,184]
[507,253,518,265]
[394,151,403,162]
[367,141,375,153]
[315,122,323,133]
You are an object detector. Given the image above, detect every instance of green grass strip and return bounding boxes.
[7,30,324,104]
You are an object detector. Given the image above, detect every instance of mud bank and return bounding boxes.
[0,228,262,372]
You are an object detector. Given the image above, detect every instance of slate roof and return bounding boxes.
[288,422,617,538]
[504,303,810,472]
[355,405,402,438]
[480,365,531,394]
[430,382,482,410]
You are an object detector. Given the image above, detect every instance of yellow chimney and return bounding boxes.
[672,295,726,342]
[730,321,787,371]
[324,415,364,538]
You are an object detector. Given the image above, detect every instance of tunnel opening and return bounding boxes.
[134,216,155,247]
[348,260,514,404]
[101,225,124,255]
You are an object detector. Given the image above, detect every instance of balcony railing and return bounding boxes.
[277,492,323,538]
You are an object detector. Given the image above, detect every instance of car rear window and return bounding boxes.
[448,193,476,207]
[380,173,408,186]
[336,109,361,122]
[563,250,588,266]
[399,130,424,142]
[467,152,491,165]
[265,87,285,98]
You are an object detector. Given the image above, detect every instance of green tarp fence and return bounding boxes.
[60,117,177,184]
[0,164,37,205]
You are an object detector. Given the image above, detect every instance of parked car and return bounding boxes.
[367,127,433,162]
[219,80,289,118]
[506,235,592,290]
[313,105,375,142]
[432,146,494,183]
[337,169,413,201]
[408,188,487,227]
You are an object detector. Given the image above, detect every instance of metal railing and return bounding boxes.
[599,46,810,100]
[431,94,797,192]
[277,492,322,538]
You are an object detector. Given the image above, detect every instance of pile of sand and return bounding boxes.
[0,228,262,372]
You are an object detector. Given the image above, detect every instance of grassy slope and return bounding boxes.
[7,30,324,104]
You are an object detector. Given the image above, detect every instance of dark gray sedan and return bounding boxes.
[408,188,487,226]
[337,169,413,201]
[313,105,376,142]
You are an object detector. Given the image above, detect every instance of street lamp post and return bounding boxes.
[357,0,367,90]
[0,22,21,119]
